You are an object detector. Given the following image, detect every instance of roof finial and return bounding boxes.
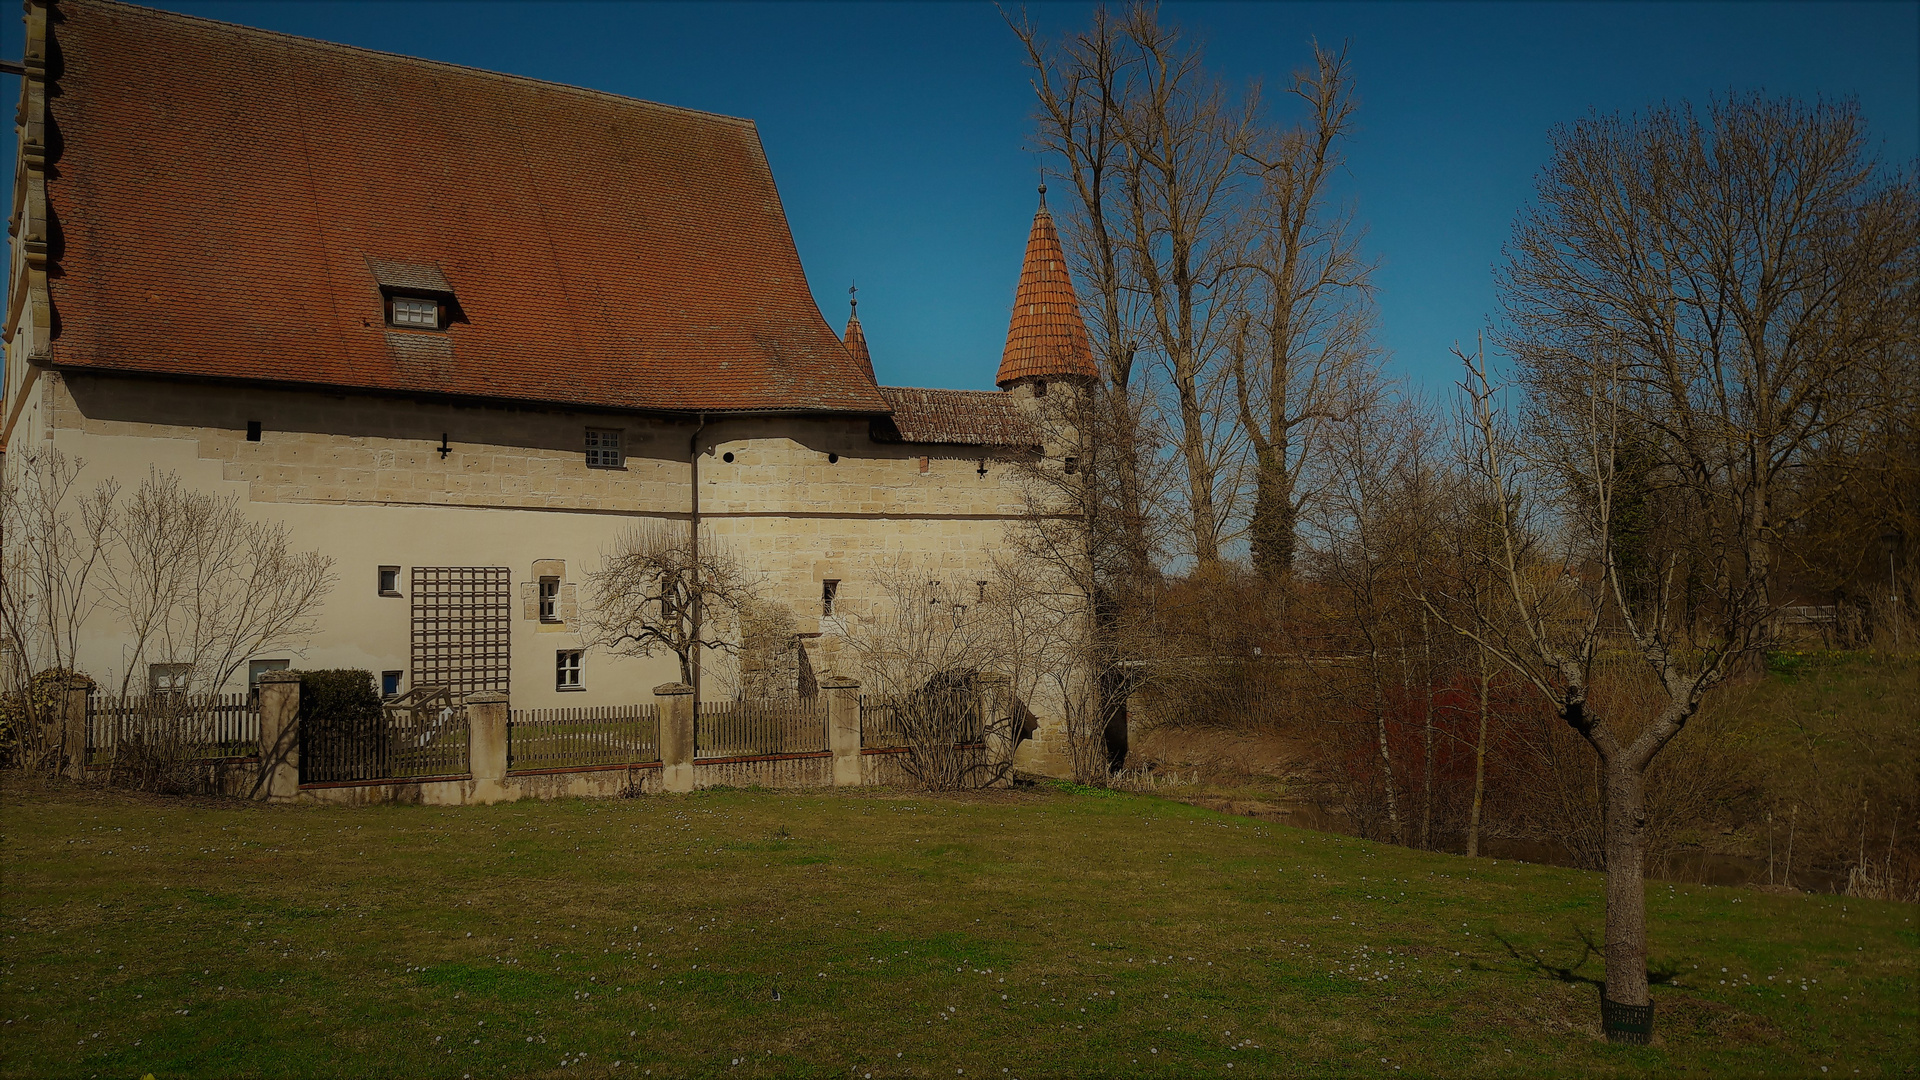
[848,280,858,313]
[1037,182,1047,207]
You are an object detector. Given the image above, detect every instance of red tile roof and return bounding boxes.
[997,189,1098,387]
[35,1,888,415]
[873,387,1040,448]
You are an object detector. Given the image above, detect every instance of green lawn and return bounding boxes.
[1,780,1912,1079]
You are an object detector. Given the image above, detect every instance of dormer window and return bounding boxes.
[388,294,441,329]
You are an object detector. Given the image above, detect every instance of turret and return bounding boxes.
[997,185,1098,399]
[842,283,876,382]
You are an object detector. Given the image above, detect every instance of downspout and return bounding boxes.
[688,413,707,706]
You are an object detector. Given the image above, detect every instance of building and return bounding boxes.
[1,0,1101,774]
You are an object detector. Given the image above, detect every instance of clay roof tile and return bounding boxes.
[996,189,1099,387]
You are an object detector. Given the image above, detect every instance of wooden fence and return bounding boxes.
[508,704,660,771]
[86,693,259,767]
[695,699,827,759]
[301,700,469,783]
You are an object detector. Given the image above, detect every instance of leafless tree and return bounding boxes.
[581,522,759,694]
[840,560,1029,790]
[101,469,335,699]
[1438,341,1769,1016]
[0,448,115,773]
[1015,2,1260,568]
[1501,94,1919,635]
[1230,42,1382,583]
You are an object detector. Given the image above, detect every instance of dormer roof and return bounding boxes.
[996,188,1099,387]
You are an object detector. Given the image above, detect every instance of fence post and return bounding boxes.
[61,674,92,781]
[823,677,862,787]
[466,692,511,804]
[255,672,302,802]
[655,683,695,793]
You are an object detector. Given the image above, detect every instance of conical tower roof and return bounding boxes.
[841,286,876,382]
[998,187,1098,387]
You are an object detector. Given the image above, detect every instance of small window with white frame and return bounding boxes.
[556,649,584,691]
[585,428,623,468]
[538,576,561,622]
[388,294,440,329]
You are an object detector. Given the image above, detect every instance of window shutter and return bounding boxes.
[560,583,578,624]
[521,581,537,621]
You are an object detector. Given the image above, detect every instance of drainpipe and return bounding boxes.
[689,413,707,707]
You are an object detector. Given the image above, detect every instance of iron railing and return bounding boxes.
[508,704,660,771]
[695,699,827,759]
[86,694,260,767]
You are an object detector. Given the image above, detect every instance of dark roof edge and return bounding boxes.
[48,363,894,421]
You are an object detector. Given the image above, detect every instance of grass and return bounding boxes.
[0,780,1913,1079]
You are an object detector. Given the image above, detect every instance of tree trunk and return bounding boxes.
[1602,757,1651,1007]
[1249,445,1296,581]
[1466,646,1491,858]
[1372,675,1402,844]
[1419,610,1435,850]
[1174,371,1219,566]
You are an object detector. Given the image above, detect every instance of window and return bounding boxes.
[389,295,440,329]
[378,566,401,596]
[822,579,839,617]
[248,659,290,689]
[556,650,583,691]
[978,580,988,603]
[149,663,191,698]
[1063,456,1080,475]
[585,428,623,468]
[381,670,403,698]
[538,577,560,622]
[1034,380,1049,398]
[246,421,262,442]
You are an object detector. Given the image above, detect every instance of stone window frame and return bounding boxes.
[556,649,584,691]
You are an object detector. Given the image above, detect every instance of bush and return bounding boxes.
[0,668,82,773]
[296,670,382,728]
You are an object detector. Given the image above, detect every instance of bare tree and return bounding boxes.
[1230,42,1382,582]
[0,448,115,772]
[580,522,758,693]
[840,560,1027,790]
[102,470,335,699]
[1501,94,1919,633]
[1439,342,1770,1019]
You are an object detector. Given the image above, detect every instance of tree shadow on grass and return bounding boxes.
[1491,927,1680,988]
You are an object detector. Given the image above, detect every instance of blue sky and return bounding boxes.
[4,1,1914,392]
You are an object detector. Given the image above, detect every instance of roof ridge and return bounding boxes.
[879,385,1009,396]
[80,0,758,129]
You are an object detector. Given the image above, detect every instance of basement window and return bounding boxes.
[585,428,624,468]
[388,294,441,329]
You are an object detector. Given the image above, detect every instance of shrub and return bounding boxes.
[295,670,382,729]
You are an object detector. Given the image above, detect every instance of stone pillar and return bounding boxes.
[61,675,93,781]
[255,672,302,802]
[823,677,862,787]
[655,683,695,793]
[978,673,1014,788]
[466,691,511,805]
